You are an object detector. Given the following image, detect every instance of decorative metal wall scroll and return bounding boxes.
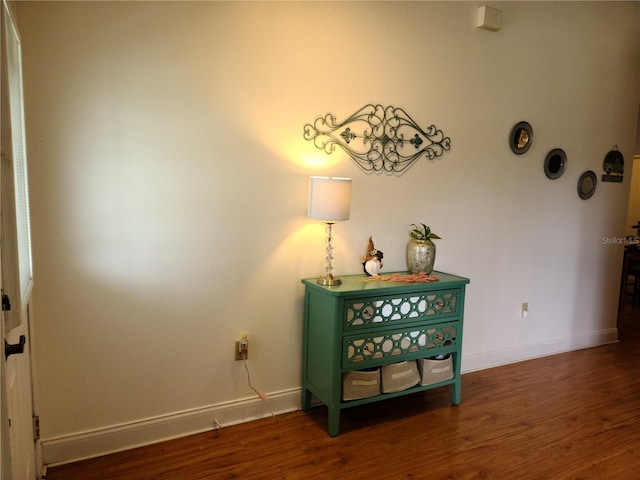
[601,146,624,183]
[303,104,451,174]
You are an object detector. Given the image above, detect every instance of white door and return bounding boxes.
[1,174,9,480]
[3,316,35,480]
[1,1,38,478]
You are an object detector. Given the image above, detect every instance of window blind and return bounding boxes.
[1,4,32,331]
[5,11,32,300]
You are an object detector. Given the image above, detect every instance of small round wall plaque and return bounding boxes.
[577,171,597,200]
[509,121,533,155]
[544,148,567,180]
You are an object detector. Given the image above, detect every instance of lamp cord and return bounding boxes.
[243,354,276,421]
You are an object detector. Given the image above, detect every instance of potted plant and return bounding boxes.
[406,223,441,274]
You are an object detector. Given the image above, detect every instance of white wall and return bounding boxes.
[16,1,640,465]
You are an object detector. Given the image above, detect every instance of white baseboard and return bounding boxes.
[42,387,302,467]
[461,328,619,373]
[42,329,618,467]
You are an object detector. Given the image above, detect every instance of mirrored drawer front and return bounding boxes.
[344,289,460,330]
[343,322,458,367]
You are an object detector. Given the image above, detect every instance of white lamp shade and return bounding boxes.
[307,176,352,222]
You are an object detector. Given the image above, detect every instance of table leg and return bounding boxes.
[327,404,340,437]
[451,378,461,405]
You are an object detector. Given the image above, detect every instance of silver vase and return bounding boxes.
[406,238,436,274]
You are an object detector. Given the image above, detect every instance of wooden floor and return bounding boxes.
[45,301,640,480]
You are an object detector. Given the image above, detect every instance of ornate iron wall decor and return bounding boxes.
[601,146,624,183]
[303,104,451,174]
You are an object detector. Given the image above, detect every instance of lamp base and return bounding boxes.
[317,273,342,286]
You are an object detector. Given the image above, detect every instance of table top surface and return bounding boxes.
[302,271,470,296]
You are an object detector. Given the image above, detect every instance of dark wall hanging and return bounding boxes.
[577,170,597,200]
[509,121,533,154]
[303,104,451,174]
[543,148,567,180]
[601,147,624,183]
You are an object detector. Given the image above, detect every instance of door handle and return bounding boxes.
[5,335,26,360]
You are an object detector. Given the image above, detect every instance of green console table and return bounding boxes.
[301,271,470,436]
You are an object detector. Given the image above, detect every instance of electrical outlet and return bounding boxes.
[235,334,249,361]
[521,302,528,318]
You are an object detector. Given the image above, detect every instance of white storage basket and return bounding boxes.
[342,368,380,401]
[416,355,453,386]
[381,361,420,393]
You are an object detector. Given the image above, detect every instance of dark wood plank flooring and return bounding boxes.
[45,300,640,480]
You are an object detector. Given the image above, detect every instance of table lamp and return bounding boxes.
[308,176,352,286]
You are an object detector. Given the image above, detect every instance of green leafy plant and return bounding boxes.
[409,223,441,241]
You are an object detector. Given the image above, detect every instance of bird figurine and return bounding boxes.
[361,236,383,277]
